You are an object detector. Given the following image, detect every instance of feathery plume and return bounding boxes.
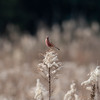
[81,66,100,86]
[34,79,46,100]
[38,50,62,78]
[81,66,100,100]
[38,50,62,100]
[64,82,80,100]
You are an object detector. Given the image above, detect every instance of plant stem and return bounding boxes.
[90,84,95,100]
[49,67,51,100]
[96,78,100,100]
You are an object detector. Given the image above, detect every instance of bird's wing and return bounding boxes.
[51,42,55,46]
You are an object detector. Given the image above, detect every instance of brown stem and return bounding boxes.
[49,67,51,100]
[90,84,95,100]
[96,79,100,100]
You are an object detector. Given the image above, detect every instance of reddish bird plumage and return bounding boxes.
[45,36,60,50]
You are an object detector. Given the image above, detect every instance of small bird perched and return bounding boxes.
[45,36,60,50]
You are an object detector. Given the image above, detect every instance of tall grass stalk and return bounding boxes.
[64,82,80,100]
[81,66,100,100]
[34,79,44,100]
[90,84,95,100]
[38,50,62,100]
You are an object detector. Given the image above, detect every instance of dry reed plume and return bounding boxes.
[81,66,100,100]
[34,49,62,100]
[64,82,80,100]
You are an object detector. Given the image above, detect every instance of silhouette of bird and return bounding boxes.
[45,36,60,50]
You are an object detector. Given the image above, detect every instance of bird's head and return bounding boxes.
[46,36,49,40]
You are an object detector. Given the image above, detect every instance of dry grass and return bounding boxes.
[0,19,100,100]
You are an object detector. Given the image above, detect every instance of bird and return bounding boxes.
[45,36,60,50]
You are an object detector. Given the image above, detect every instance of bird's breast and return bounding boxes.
[45,39,52,47]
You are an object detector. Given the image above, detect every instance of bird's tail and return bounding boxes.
[51,42,60,50]
[55,46,60,50]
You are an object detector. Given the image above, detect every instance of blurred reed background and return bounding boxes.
[0,0,100,100]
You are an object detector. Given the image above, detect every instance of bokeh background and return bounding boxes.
[0,0,100,100]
